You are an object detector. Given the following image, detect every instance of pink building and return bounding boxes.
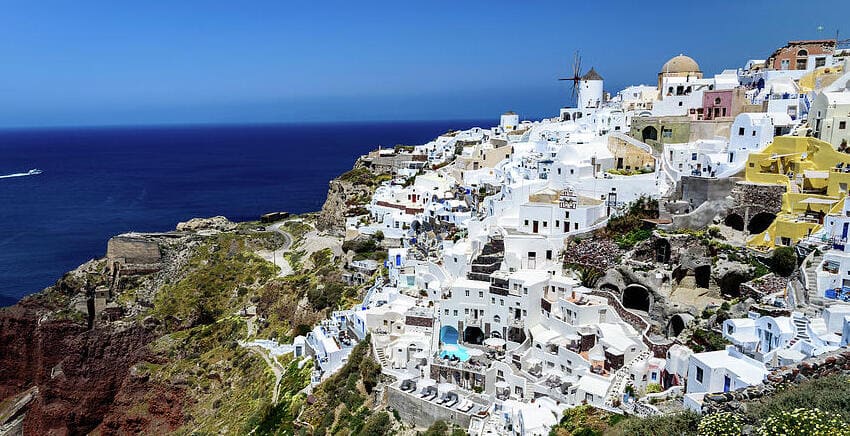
[701,88,748,121]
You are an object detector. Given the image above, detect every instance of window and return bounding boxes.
[500,299,504,306]
[662,128,673,138]
[465,308,469,314]
[574,223,579,230]
[557,168,561,175]
[479,291,484,298]
[453,310,458,316]
[696,366,704,383]
[714,97,721,105]
[564,211,570,218]
[691,153,698,160]
[444,309,449,315]
[738,127,745,136]
[555,220,560,228]
[678,101,683,107]
[465,290,470,297]
[796,58,807,70]
[781,59,790,70]
[494,315,501,323]
[797,49,808,57]
[524,219,529,226]
[542,221,548,228]
[815,57,826,68]
[546,250,553,260]
[752,130,757,136]
[840,121,847,130]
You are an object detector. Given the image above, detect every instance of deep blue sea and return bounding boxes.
[0,120,490,305]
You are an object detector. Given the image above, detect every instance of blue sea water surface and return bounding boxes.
[0,121,490,305]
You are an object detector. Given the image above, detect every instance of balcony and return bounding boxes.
[465,316,482,327]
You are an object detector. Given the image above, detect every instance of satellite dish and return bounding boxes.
[800,152,808,160]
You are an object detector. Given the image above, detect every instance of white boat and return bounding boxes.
[27,169,43,175]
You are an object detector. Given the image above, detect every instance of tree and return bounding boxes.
[358,411,391,436]
[771,246,797,277]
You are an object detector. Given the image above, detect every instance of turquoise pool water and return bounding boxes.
[439,326,470,361]
[440,344,470,361]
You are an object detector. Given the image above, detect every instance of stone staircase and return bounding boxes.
[604,350,651,407]
[374,346,390,367]
[803,250,827,316]
[467,236,504,282]
[788,313,811,347]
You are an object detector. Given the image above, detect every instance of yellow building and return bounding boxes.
[744,136,850,249]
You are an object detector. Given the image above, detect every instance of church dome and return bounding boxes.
[661,54,700,74]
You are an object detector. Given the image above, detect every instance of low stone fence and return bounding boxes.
[701,349,850,415]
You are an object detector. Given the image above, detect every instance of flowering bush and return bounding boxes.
[697,412,743,436]
[758,408,849,435]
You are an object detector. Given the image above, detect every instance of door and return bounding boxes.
[532,221,539,233]
[723,375,731,392]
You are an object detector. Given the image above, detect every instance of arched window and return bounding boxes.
[797,49,808,57]
[493,315,501,323]
[714,97,722,105]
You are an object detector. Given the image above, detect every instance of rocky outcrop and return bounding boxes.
[175,216,236,233]
[318,159,380,235]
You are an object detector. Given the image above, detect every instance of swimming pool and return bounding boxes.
[440,344,470,361]
[438,326,471,361]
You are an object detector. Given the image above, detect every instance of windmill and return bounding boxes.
[558,51,583,103]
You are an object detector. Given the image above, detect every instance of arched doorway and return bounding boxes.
[694,265,711,289]
[642,126,658,142]
[724,214,744,231]
[622,284,651,312]
[440,326,459,345]
[748,212,776,234]
[600,283,620,294]
[666,313,694,337]
[463,326,485,345]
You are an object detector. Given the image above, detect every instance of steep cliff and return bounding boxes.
[0,207,381,435]
[318,158,390,235]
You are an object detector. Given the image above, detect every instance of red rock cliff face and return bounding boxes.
[0,300,185,435]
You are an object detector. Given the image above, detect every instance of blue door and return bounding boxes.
[723,375,731,392]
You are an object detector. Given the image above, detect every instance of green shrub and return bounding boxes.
[758,408,849,436]
[697,412,744,436]
[771,246,797,277]
[358,411,391,436]
[607,410,700,436]
[645,383,662,394]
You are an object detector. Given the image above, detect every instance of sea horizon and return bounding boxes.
[0,119,493,305]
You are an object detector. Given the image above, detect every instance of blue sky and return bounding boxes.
[0,0,846,127]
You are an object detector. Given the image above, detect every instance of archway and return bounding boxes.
[694,265,711,289]
[463,326,485,345]
[642,126,658,142]
[600,283,620,294]
[724,213,744,231]
[440,326,459,345]
[622,284,651,312]
[748,212,776,234]
[718,270,748,297]
[666,313,694,337]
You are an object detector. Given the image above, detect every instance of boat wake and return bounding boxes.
[0,169,43,179]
